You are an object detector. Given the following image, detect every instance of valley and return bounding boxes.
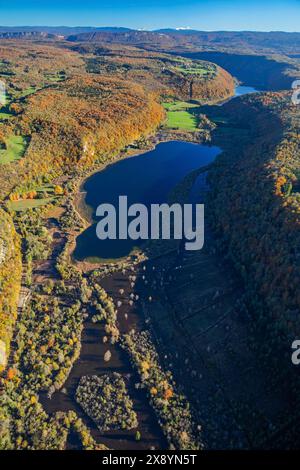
[0,28,299,452]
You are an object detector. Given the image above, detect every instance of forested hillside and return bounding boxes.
[208,92,300,355]
[0,208,22,371]
[70,42,235,101]
[67,30,300,54]
[0,40,234,201]
[181,52,299,90]
[1,28,300,55]
[68,30,300,92]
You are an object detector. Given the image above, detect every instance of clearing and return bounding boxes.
[162,100,200,131]
[0,135,28,164]
[6,197,55,212]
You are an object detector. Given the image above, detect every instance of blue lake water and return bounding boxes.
[74,141,221,261]
[234,85,258,96]
[217,85,258,105]
[74,85,259,261]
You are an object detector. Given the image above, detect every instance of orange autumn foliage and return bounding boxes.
[7,368,17,380]
[164,389,174,400]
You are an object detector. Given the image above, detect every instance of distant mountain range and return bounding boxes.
[0,26,299,36]
[65,29,300,55]
[0,27,300,54]
[0,26,133,35]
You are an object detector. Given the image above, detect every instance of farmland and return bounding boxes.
[161,99,203,130]
[164,108,199,130]
[162,100,199,130]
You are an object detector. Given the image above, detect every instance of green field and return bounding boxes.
[0,110,13,121]
[6,197,55,212]
[0,85,43,121]
[173,65,210,76]
[45,72,66,83]
[0,101,14,121]
[18,86,40,99]
[0,135,28,164]
[34,183,56,194]
[169,57,215,77]
[162,100,199,131]
[166,110,198,130]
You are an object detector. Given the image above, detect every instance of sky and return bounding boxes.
[0,0,299,32]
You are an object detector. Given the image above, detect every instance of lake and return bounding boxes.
[74,85,258,262]
[234,85,259,96]
[74,141,221,261]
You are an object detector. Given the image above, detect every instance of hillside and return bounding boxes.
[70,43,235,102]
[67,29,300,54]
[66,30,300,91]
[1,28,300,55]
[207,91,300,359]
[181,51,300,90]
[0,41,167,200]
[0,208,22,372]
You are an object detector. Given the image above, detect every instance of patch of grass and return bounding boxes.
[34,183,56,194]
[6,197,55,212]
[0,135,28,164]
[0,103,14,121]
[169,58,215,77]
[0,111,13,121]
[47,75,65,83]
[8,86,40,102]
[173,65,210,76]
[44,71,66,83]
[162,100,200,131]
[19,86,39,98]
[166,110,198,131]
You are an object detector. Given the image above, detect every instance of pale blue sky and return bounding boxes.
[0,0,299,31]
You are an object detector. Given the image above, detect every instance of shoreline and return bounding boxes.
[71,84,249,268]
[72,129,213,271]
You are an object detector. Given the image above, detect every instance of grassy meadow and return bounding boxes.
[0,135,28,164]
[162,100,200,131]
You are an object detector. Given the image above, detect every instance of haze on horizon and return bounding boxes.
[0,0,299,32]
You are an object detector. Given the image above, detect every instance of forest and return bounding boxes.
[207,91,300,358]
